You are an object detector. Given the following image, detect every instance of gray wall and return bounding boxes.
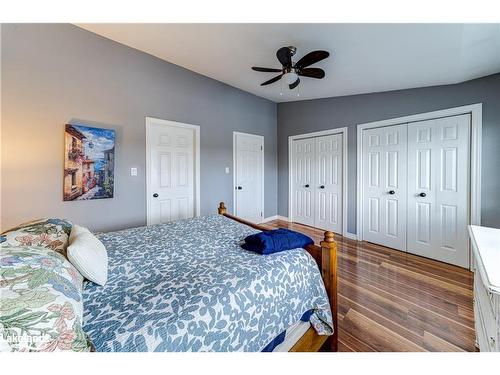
[3,23,499,234]
[1,24,277,232]
[278,73,500,233]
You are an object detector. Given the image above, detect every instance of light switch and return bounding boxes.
[225,167,230,174]
[130,167,138,176]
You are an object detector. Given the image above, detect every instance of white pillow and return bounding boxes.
[67,225,108,285]
[69,224,89,243]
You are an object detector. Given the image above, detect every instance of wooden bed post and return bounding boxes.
[218,202,227,215]
[320,231,338,352]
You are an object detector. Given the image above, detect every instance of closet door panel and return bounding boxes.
[314,134,343,234]
[407,114,470,267]
[291,139,315,227]
[362,124,407,251]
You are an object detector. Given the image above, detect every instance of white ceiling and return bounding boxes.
[77,23,500,103]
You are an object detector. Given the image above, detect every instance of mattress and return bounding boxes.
[272,321,311,352]
[83,215,333,351]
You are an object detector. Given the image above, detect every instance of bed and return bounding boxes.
[82,202,338,352]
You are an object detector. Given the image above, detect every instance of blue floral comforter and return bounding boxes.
[82,215,333,352]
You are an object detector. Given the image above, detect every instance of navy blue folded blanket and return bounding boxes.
[241,228,314,255]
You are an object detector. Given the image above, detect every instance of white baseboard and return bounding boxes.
[261,215,278,223]
[344,232,358,241]
[263,216,358,241]
[262,215,290,223]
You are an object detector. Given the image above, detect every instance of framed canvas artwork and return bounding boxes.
[63,124,115,201]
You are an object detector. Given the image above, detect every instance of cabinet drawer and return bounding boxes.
[477,301,498,351]
[474,299,490,351]
[474,278,498,351]
[474,274,495,318]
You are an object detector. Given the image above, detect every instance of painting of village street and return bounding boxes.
[63,124,115,201]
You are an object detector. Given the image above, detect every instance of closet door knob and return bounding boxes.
[304,184,310,188]
[237,186,242,190]
[320,185,325,189]
[490,336,496,348]
[153,193,159,198]
[388,190,395,195]
[419,192,427,197]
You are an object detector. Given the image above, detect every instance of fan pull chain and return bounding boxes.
[280,78,283,96]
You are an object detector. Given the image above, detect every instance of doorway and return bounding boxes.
[233,132,264,223]
[146,117,200,225]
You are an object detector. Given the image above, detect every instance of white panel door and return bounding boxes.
[407,114,470,267]
[149,123,195,224]
[291,138,315,227]
[314,134,343,234]
[362,124,407,251]
[234,133,263,223]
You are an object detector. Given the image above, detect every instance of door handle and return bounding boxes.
[388,190,395,195]
[320,185,325,189]
[305,184,310,188]
[237,186,242,190]
[153,193,159,198]
[419,192,427,197]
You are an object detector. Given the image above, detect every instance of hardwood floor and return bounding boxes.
[261,220,476,352]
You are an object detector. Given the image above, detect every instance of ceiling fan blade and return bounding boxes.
[298,68,325,79]
[260,74,283,86]
[276,47,292,68]
[294,50,330,69]
[252,67,283,73]
[289,77,300,90]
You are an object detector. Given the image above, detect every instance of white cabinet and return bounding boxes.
[469,225,500,351]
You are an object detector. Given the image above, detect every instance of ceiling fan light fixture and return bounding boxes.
[283,71,298,85]
[252,47,329,90]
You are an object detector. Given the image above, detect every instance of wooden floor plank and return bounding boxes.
[423,331,466,352]
[341,309,426,352]
[338,328,377,352]
[339,295,426,346]
[340,264,472,317]
[339,270,475,328]
[264,220,476,352]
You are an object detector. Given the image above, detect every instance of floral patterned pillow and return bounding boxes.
[0,245,91,352]
[1,219,72,255]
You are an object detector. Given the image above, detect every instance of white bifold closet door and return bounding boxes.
[407,114,470,268]
[315,135,343,233]
[292,134,343,234]
[362,124,408,251]
[292,138,316,227]
[361,113,470,267]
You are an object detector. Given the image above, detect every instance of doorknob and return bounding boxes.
[305,184,310,188]
[388,190,395,195]
[320,185,325,189]
[153,193,159,198]
[419,192,427,197]
[237,186,242,190]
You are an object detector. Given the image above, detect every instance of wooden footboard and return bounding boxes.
[217,202,338,352]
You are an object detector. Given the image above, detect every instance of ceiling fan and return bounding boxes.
[252,46,330,89]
